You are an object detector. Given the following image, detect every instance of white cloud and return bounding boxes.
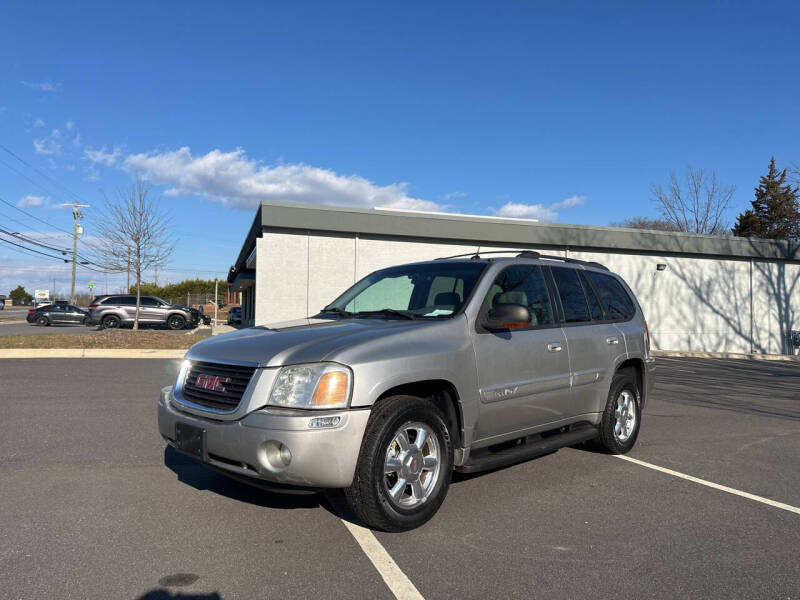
[495,202,558,221]
[33,118,45,128]
[33,129,63,156]
[444,191,467,200]
[494,195,586,222]
[84,146,121,167]
[65,120,75,131]
[123,146,441,211]
[18,195,47,208]
[21,80,61,92]
[553,194,585,209]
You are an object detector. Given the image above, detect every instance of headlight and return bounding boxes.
[268,363,352,409]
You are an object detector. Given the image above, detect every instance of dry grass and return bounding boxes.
[0,328,211,349]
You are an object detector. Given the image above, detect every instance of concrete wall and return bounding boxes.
[253,230,800,354]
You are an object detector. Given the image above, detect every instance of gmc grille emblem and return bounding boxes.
[195,373,229,392]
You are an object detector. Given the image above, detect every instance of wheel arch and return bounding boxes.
[374,379,464,450]
[616,357,645,407]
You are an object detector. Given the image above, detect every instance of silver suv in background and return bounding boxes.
[88,295,199,329]
[158,250,655,531]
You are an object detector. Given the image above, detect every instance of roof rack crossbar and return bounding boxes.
[535,254,610,271]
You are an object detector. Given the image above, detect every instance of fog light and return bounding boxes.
[279,444,292,466]
[309,416,341,429]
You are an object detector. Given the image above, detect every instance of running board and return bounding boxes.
[458,425,598,474]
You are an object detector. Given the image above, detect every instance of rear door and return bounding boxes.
[472,264,572,443]
[585,271,642,355]
[550,267,628,416]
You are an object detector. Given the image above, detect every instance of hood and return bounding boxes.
[185,317,442,367]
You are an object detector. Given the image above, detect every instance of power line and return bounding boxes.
[0,142,85,204]
[0,194,72,235]
[0,234,71,261]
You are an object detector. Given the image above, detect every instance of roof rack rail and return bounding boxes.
[434,249,609,270]
[532,253,610,271]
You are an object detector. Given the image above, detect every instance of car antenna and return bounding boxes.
[471,246,481,260]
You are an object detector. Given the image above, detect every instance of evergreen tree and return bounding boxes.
[8,285,33,303]
[732,157,800,239]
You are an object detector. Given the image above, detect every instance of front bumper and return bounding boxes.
[157,386,370,489]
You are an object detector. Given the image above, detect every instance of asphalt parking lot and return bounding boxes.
[1,356,798,599]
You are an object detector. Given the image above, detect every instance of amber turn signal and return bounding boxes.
[312,370,350,406]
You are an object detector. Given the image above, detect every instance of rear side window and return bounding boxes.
[551,268,590,323]
[485,265,554,327]
[586,272,635,321]
[580,272,604,320]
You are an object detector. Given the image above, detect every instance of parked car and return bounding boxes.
[27,303,88,326]
[197,306,211,326]
[87,295,199,330]
[158,251,654,531]
[226,306,242,325]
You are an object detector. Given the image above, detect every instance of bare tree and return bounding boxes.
[93,177,173,329]
[651,167,734,235]
[610,216,681,231]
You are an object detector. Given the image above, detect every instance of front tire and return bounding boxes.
[344,395,453,532]
[597,368,641,454]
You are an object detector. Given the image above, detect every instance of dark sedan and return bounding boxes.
[27,303,89,326]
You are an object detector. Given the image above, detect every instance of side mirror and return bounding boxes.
[482,303,532,331]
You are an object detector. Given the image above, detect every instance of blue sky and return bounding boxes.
[1,1,799,296]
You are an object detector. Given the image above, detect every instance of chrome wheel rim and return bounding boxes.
[614,390,637,442]
[383,422,441,509]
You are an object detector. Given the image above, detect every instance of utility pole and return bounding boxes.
[61,200,89,303]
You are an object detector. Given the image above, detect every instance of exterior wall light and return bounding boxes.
[656,264,667,271]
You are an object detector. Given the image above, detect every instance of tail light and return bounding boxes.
[644,320,651,355]
[88,304,98,309]
[28,309,34,315]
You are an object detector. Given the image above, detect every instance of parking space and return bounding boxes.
[0,357,797,599]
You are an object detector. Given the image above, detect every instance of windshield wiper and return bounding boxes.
[319,307,353,318]
[353,309,416,320]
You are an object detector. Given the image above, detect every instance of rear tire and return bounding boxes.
[344,395,453,532]
[167,314,186,330]
[597,368,641,454]
[36,315,49,326]
[101,315,121,329]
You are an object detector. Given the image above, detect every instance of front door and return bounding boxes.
[472,265,572,443]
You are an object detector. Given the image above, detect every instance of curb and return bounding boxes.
[0,319,27,325]
[0,349,186,359]
[651,350,800,362]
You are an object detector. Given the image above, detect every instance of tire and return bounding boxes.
[597,368,641,454]
[36,315,49,326]
[167,314,186,330]
[101,315,121,329]
[344,395,453,532]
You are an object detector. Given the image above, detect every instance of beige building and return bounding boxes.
[228,201,800,355]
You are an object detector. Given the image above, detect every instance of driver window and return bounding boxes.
[486,266,554,327]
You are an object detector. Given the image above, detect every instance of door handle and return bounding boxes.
[547,343,563,352]
[606,337,620,345]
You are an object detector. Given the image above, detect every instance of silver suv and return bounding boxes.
[158,251,655,531]
[88,295,198,329]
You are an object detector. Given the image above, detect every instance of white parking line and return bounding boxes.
[615,455,800,515]
[338,518,424,600]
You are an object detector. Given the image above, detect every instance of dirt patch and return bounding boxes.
[0,329,211,349]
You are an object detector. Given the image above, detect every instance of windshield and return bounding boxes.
[322,262,486,319]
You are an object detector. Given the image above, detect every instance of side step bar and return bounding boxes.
[458,425,598,474]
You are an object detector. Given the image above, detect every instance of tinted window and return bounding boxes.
[580,272,604,320]
[586,272,635,320]
[139,297,159,307]
[49,305,65,312]
[485,265,554,327]
[551,267,590,323]
[118,297,137,306]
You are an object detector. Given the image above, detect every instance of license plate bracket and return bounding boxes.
[175,422,206,460]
